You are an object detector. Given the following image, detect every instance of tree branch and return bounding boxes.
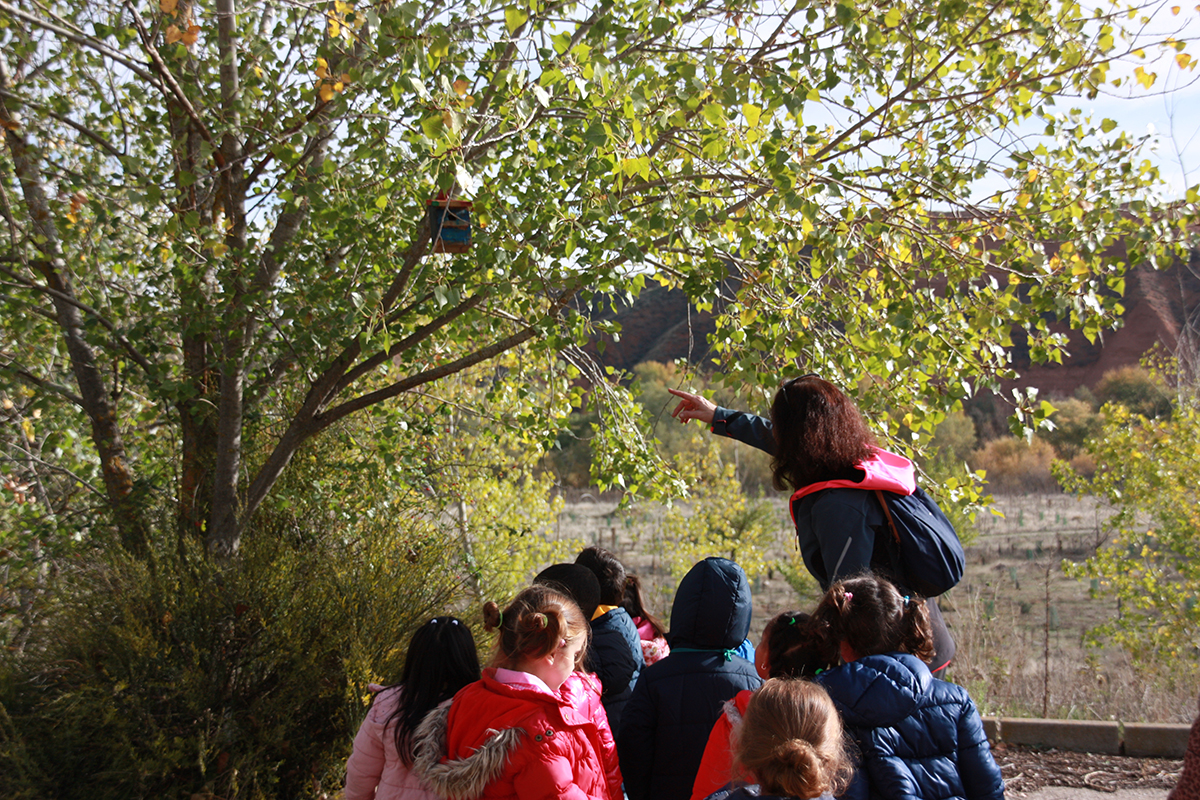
[0,264,159,381]
[0,1,162,87]
[124,2,221,162]
[0,89,126,161]
[0,361,84,407]
[332,288,491,396]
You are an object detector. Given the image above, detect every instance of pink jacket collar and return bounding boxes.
[788,448,915,521]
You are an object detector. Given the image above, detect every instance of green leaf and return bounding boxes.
[421,115,444,138]
[505,6,528,33]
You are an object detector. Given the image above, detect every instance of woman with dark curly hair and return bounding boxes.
[669,375,955,670]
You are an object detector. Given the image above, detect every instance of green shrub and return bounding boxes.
[1040,397,1102,460]
[928,410,978,463]
[0,515,465,800]
[1093,365,1173,419]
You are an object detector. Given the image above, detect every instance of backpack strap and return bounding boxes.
[875,489,901,546]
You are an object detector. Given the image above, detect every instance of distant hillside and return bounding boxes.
[586,256,1200,397]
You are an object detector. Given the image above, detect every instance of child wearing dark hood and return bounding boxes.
[617,557,762,800]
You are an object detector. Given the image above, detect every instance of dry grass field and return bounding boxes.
[550,492,1199,723]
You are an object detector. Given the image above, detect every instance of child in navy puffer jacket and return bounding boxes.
[617,557,762,800]
[812,574,1004,800]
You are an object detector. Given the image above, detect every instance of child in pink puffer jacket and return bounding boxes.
[345,616,481,800]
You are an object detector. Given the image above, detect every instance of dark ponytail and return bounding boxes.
[812,572,934,662]
[762,611,837,678]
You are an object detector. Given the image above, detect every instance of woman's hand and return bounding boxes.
[668,388,717,425]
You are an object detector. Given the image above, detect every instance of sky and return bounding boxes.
[1085,3,1200,198]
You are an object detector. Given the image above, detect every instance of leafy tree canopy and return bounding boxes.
[1057,372,1200,663]
[0,0,1194,560]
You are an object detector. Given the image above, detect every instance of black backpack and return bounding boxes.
[873,487,965,597]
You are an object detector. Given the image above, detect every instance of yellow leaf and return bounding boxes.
[453,78,470,96]
[335,0,353,12]
[327,17,341,37]
[1178,53,1192,69]
[1172,4,1181,12]
[253,65,263,78]
[949,235,962,249]
[341,73,352,84]
[212,242,229,257]
[333,81,344,92]
[1134,65,1156,88]
[182,24,200,45]
[1026,168,1038,182]
[1016,193,1031,208]
[0,118,19,131]
[65,211,78,224]
[160,0,178,14]
[166,24,182,43]
[315,58,329,79]
[21,418,34,443]
[320,83,335,102]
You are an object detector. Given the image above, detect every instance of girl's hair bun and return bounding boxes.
[482,600,503,632]
[776,738,818,772]
[488,584,590,670]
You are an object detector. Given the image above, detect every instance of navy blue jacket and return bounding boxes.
[617,558,763,800]
[817,653,1004,800]
[587,606,643,734]
[711,407,955,670]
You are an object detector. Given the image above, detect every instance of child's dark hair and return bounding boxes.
[735,678,853,799]
[622,573,667,639]
[483,584,590,670]
[812,573,935,662]
[386,616,480,766]
[762,611,837,678]
[575,545,627,605]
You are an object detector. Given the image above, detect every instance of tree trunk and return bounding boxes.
[206,0,251,558]
[0,56,148,555]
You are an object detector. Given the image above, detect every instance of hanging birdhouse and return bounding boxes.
[427,196,473,253]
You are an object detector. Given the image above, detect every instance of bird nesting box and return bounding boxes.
[427,198,473,253]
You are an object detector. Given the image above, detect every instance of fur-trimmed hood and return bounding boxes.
[414,703,525,800]
[412,670,622,800]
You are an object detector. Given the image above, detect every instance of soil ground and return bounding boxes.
[997,743,1182,796]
